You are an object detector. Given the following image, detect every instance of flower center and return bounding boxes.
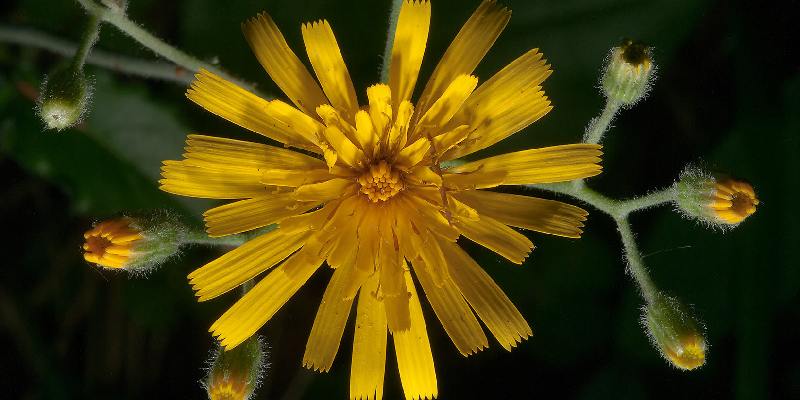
[358,160,403,202]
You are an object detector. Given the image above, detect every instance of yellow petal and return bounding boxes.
[263,99,326,148]
[431,125,470,157]
[446,144,603,186]
[367,84,393,150]
[203,193,319,237]
[322,125,365,168]
[354,110,378,154]
[379,241,410,333]
[388,0,431,111]
[302,264,362,372]
[160,160,267,199]
[443,49,553,159]
[454,213,534,265]
[455,190,588,238]
[395,138,431,169]
[438,239,532,351]
[242,13,327,116]
[302,20,359,118]
[280,201,341,236]
[350,274,387,400]
[399,194,459,241]
[188,229,309,301]
[441,168,506,190]
[183,134,325,170]
[413,257,488,356]
[415,0,511,118]
[294,178,355,202]
[209,249,324,349]
[261,168,334,187]
[392,269,437,400]
[386,100,414,155]
[186,69,319,151]
[412,75,478,140]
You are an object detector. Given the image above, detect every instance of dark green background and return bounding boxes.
[1,0,797,398]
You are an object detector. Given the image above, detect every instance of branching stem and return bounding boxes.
[0,25,194,84]
[73,0,262,94]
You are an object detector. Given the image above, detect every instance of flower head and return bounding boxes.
[676,167,759,227]
[161,1,602,398]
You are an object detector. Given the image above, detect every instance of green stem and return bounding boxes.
[584,99,621,144]
[0,25,193,84]
[615,217,658,304]
[71,15,101,70]
[531,183,675,219]
[73,0,262,94]
[527,182,677,305]
[380,0,404,83]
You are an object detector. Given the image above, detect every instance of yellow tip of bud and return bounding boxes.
[602,39,655,107]
[709,178,759,225]
[205,336,266,400]
[643,293,707,371]
[664,334,706,371]
[83,217,143,269]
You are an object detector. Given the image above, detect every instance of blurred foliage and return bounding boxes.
[0,0,797,399]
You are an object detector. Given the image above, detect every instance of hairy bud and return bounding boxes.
[676,167,759,227]
[642,293,706,370]
[602,39,655,107]
[82,211,186,274]
[37,64,91,131]
[204,336,267,400]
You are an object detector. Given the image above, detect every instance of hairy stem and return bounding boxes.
[71,15,101,70]
[380,0,404,83]
[584,99,621,144]
[73,0,261,94]
[615,217,658,304]
[0,25,194,84]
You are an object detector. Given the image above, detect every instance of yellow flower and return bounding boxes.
[160,1,602,399]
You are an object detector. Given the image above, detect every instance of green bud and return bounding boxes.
[37,63,91,131]
[642,293,706,371]
[602,39,655,107]
[675,167,759,227]
[82,210,186,275]
[204,336,267,400]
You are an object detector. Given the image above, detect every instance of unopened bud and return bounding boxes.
[602,39,655,107]
[82,211,185,274]
[204,336,266,400]
[642,293,706,370]
[676,167,759,227]
[37,64,91,131]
